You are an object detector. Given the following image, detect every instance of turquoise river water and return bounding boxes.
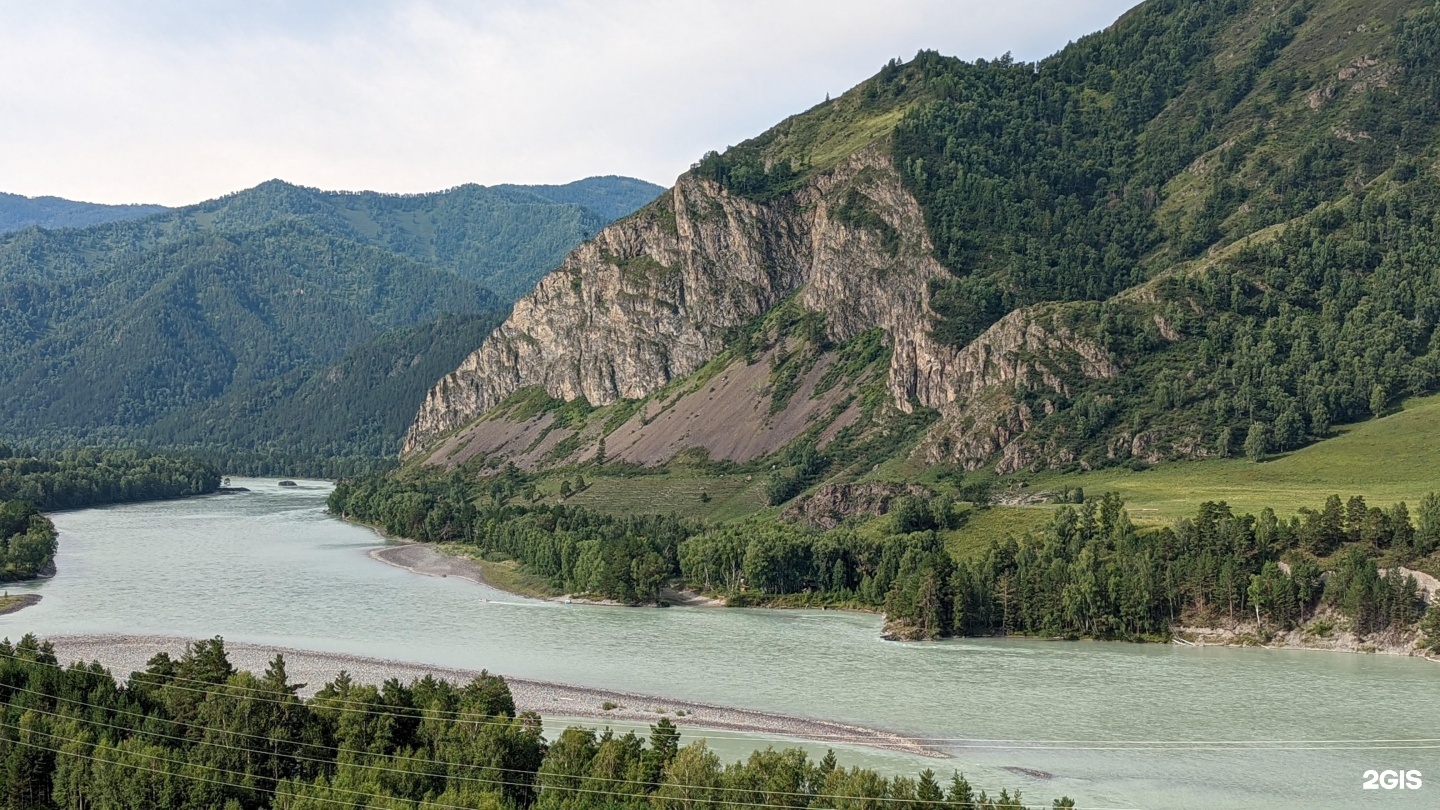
[4,479,1438,809]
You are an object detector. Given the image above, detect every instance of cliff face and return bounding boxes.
[405,141,1120,470]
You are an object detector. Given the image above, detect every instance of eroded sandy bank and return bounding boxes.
[369,542,492,588]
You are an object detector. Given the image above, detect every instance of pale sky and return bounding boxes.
[0,1,1138,206]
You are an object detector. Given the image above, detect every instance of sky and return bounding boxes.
[0,0,1139,206]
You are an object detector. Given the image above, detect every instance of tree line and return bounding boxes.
[0,635,1065,810]
[328,470,1440,645]
[0,448,220,582]
[901,494,1437,641]
[329,474,699,604]
[0,448,220,513]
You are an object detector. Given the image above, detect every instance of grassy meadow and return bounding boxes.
[1024,394,1440,522]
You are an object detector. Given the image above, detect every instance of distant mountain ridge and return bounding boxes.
[180,177,662,300]
[0,175,661,464]
[0,192,168,232]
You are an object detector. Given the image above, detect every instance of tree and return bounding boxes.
[1216,425,1234,457]
[643,718,681,784]
[1417,493,1440,555]
[1273,406,1304,450]
[1370,385,1389,418]
[1309,404,1330,437]
[631,551,669,605]
[1244,422,1270,462]
[1420,605,1440,655]
[892,496,937,533]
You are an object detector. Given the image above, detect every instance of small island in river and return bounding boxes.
[0,593,41,616]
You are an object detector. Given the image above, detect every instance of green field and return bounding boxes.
[1026,394,1440,521]
[945,506,1056,558]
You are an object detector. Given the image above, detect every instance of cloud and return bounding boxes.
[0,0,1138,205]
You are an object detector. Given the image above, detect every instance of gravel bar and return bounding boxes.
[43,634,944,758]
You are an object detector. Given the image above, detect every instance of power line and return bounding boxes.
[4,646,1437,749]
[3,718,1124,810]
[16,679,1440,761]
[0,723,497,810]
[6,699,1106,809]
[0,647,932,750]
[14,693,1433,810]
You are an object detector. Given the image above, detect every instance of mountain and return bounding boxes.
[0,176,661,462]
[499,176,672,224]
[403,0,1440,500]
[0,192,168,232]
[141,177,662,301]
[150,311,505,463]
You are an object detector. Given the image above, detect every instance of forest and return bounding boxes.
[0,449,220,513]
[0,193,167,233]
[0,635,1063,810]
[896,0,1440,468]
[329,472,700,605]
[0,177,659,470]
[327,470,1440,645]
[0,503,56,583]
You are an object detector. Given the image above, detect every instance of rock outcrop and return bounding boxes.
[405,141,1121,472]
[782,482,932,530]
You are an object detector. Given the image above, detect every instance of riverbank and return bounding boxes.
[1173,614,1428,658]
[44,634,942,758]
[367,539,579,602]
[0,594,41,616]
[365,532,724,608]
[356,521,1435,658]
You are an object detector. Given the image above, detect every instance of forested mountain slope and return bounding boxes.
[405,0,1440,492]
[0,192,168,232]
[154,311,505,467]
[0,177,660,465]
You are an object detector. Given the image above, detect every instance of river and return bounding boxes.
[4,479,1438,808]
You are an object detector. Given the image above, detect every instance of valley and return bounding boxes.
[4,0,1440,807]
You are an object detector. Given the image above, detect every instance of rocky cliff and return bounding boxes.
[405,140,1122,471]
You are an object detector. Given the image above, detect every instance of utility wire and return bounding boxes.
[2,647,1435,749]
[3,718,1134,810]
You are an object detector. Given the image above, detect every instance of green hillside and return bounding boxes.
[0,220,495,440]
[152,311,506,465]
[1021,393,1440,520]
[189,178,661,301]
[0,177,660,466]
